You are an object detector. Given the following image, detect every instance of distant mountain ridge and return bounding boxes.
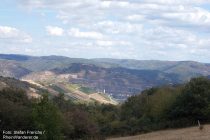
[0,54,210,100]
[0,54,32,61]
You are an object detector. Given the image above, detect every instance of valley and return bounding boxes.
[0,54,210,101]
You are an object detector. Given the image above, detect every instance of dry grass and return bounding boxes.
[108,124,210,140]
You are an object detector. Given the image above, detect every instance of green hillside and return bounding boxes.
[1,76,210,139]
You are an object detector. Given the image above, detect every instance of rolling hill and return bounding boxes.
[93,58,210,81]
[0,54,210,100]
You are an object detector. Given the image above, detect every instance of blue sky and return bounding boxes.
[1,0,210,62]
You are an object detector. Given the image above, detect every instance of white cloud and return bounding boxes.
[17,0,210,62]
[96,21,143,34]
[20,0,210,30]
[46,26,64,36]
[140,0,210,5]
[96,40,113,46]
[0,26,32,43]
[96,40,131,46]
[68,28,104,39]
[162,7,210,27]
[126,14,145,21]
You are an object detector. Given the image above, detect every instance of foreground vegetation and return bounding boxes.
[0,77,210,139]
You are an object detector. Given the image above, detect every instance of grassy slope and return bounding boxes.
[108,124,210,140]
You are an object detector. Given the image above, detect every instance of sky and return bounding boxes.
[1,0,210,62]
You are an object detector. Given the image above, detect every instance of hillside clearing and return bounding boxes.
[108,124,210,140]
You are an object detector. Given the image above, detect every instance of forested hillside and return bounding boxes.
[1,77,210,139]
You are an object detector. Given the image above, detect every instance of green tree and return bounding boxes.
[31,94,63,140]
[0,88,32,131]
[168,77,210,125]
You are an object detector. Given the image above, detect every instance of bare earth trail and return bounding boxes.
[108,125,210,140]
